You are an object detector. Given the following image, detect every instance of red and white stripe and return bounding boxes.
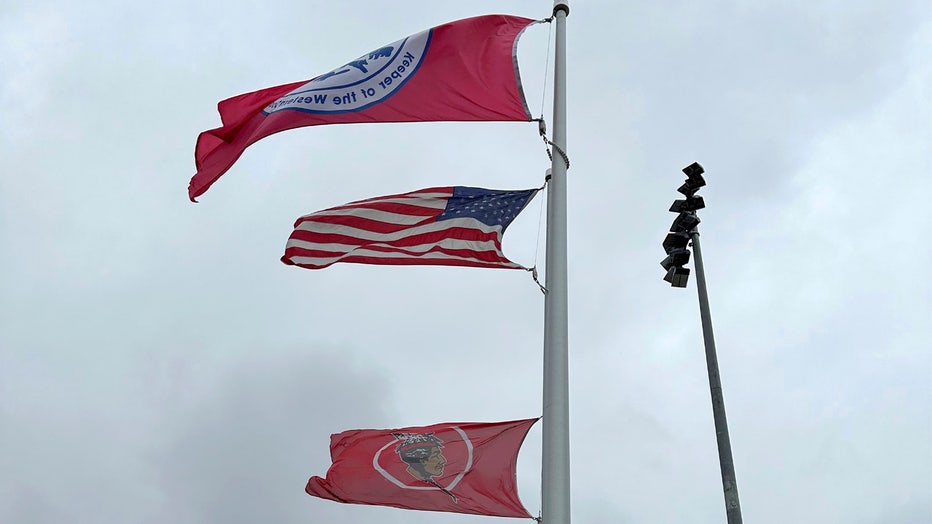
[281,187,524,270]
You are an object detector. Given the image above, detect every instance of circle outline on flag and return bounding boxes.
[372,426,474,491]
[261,30,431,116]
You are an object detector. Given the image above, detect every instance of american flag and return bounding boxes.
[281,186,540,270]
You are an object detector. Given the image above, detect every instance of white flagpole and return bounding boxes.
[542,2,570,523]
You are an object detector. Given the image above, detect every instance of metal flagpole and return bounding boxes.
[542,2,570,524]
[690,230,744,523]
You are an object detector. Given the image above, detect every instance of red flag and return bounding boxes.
[282,186,540,270]
[306,418,537,518]
[189,14,536,201]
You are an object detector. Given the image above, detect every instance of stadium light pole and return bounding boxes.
[662,162,743,524]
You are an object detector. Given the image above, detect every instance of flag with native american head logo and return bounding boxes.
[305,418,537,518]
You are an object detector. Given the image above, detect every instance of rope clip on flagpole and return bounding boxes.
[537,118,571,170]
[530,266,547,295]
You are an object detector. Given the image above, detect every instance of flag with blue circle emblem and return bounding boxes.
[188,15,537,202]
[282,186,539,270]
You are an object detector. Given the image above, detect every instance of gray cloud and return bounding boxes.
[1,1,929,523]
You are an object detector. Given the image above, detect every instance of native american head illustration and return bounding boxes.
[392,432,447,482]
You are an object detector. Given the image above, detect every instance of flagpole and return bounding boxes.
[542,2,570,524]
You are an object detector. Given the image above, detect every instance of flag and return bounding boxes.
[306,418,537,518]
[189,14,536,201]
[281,186,539,270]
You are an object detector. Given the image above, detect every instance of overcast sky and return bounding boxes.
[1,1,930,523]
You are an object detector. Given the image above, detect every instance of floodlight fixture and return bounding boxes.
[670,212,700,233]
[682,162,704,178]
[670,196,706,213]
[663,266,690,287]
[677,176,706,197]
[660,248,691,271]
[663,231,691,254]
